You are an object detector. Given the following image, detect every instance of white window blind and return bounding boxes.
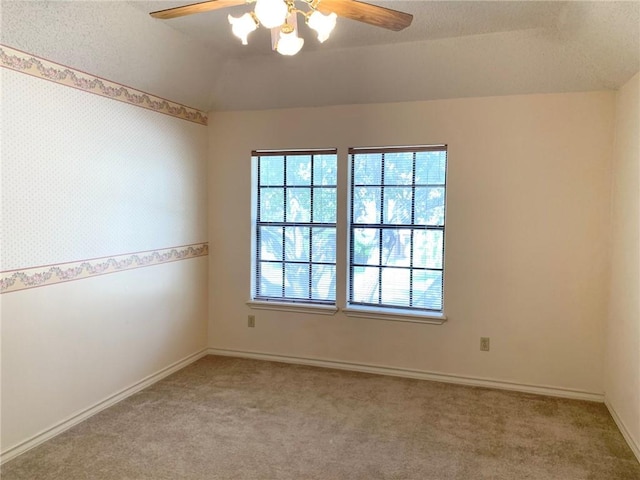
[253,149,337,304]
[348,145,447,312]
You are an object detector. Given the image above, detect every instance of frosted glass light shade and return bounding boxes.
[276,30,304,56]
[254,0,288,29]
[307,11,337,43]
[228,13,258,45]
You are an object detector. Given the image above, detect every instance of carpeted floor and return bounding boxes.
[2,355,639,479]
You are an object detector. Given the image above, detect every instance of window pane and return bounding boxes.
[414,187,445,226]
[259,156,284,186]
[260,188,284,222]
[311,227,336,263]
[382,229,410,266]
[286,155,311,186]
[254,150,337,304]
[349,146,447,313]
[352,187,381,224]
[313,188,336,223]
[380,267,410,307]
[383,187,412,224]
[312,264,335,300]
[284,263,309,299]
[415,151,446,185]
[351,266,379,303]
[413,270,443,310]
[259,226,282,261]
[313,155,337,185]
[286,188,310,222]
[352,228,379,265]
[284,226,309,261]
[413,229,443,269]
[353,153,382,185]
[384,152,413,185]
[259,262,282,297]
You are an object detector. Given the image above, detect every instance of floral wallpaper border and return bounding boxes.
[0,44,208,126]
[0,243,208,294]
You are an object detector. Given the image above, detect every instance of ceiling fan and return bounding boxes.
[150,0,413,55]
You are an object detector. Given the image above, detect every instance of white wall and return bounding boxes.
[208,92,614,396]
[605,72,640,459]
[1,259,208,455]
[0,53,209,457]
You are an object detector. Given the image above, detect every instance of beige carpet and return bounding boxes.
[2,355,639,479]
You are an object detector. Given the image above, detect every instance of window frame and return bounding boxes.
[346,145,448,321]
[250,149,339,309]
[249,145,448,324]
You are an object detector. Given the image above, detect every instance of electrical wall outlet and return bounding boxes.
[480,337,490,351]
[248,315,255,328]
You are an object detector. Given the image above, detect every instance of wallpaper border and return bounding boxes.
[0,243,209,294]
[0,44,208,125]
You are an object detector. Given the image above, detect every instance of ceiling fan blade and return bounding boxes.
[150,0,246,20]
[317,0,413,31]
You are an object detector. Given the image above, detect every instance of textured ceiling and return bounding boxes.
[130,1,566,57]
[2,1,639,111]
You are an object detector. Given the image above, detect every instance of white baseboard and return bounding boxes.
[2,347,609,466]
[1,348,209,465]
[207,347,604,402]
[605,398,640,463]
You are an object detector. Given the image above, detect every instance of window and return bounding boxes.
[348,146,447,314]
[251,145,447,321]
[252,149,337,304]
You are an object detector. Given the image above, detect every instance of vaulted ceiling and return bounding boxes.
[2,1,639,111]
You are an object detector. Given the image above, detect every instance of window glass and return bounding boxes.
[253,150,337,304]
[348,146,447,313]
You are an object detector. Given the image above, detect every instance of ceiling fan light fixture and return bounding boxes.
[306,10,337,43]
[228,13,258,45]
[150,1,413,55]
[254,0,289,29]
[276,29,305,56]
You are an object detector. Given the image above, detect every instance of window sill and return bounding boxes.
[247,300,339,316]
[342,306,447,325]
